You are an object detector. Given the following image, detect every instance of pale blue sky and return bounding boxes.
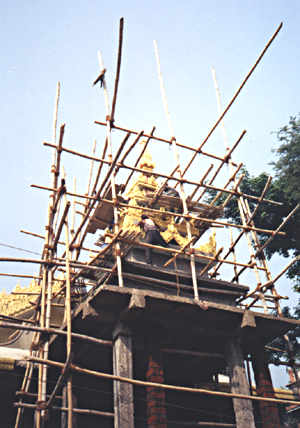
[1,0,299,386]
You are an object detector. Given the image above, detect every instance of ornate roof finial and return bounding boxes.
[139,140,155,171]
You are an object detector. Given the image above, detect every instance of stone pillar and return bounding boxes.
[146,346,167,428]
[252,347,281,428]
[226,337,256,428]
[113,322,134,428]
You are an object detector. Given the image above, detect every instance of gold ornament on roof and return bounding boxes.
[119,147,219,255]
[0,279,62,317]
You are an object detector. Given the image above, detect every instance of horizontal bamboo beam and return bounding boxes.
[170,422,235,427]
[20,229,99,254]
[105,232,266,271]
[13,402,114,418]
[0,320,225,361]
[16,391,62,400]
[42,143,282,207]
[0,321,112,347]
[94,121,238,166]
[0,273,42,280]
[29,355,300,406]
[30,184,286,237]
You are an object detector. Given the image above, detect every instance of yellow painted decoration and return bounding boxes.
[0,279,62,317]
[119,148,218,255]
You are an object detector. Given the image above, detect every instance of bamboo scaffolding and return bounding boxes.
[211,67,273,310]
[14,360,35,428]
[242,197,281,312]
[32,83,65,428]
[188,163,214,201]
[232,203,299,284]
[95,120,239,166]
[199,247,224,277]
[14,403,114,418]
[29,355,300,407]
[89,136,108,208]
[16,391,62,400]
[122,127,155,192]
[105,232,265,271]
[154,38,203,300]
[31,185,286,237]
[40,145,283,207]
[196,130,247,202]
[211,185,295,281]
[7,20,298,428]
[242,256,300,308]
[64,208,73,427]
[210,162,243,206]
[86,140,97,200]
[73,131,131,262]
[0,273,42,280]
[211,66,239,283]
[20,229,99,254]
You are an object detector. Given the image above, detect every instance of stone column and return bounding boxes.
[113,322,134,428]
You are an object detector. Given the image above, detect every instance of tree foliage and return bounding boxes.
[210,115,300,289]
[266,300,300,365]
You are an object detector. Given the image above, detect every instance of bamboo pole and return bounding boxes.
[242,256,300,307]
[14,402,114,418]
[110,17,124,123]
[0,273,42,280]
[210,65,241,282]
[64,205,73,427]
[86,140,97,199]
[29,355,300,406]
[74,132,131,262]
[122,128,155,192]
[210,163,243,206]
[254,203,300,259]
[36,269,47,428]
[89,136,108,208]
[242,196,281,312]
[198,247,223,277]
[104,232,265,271]
[154,39,199,299]
[211,181,292,281]
[52,202,71,252]
[212,67,271,309]
[196,130,247,201]
[34,154,283,207]
[232,203,299,284]
[189,164,214,201]
[180,23,283,179]
[14,361,35,428]
[95,120,239,166]
[20,229,99,254]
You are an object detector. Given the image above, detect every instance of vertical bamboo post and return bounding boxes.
[64,196,73,427]
[211,67,239,280]
[153,40,199,300]
[210,67,269,311]
[86,140,97,200]
[97,50,124,287]
[36,82,61,427]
